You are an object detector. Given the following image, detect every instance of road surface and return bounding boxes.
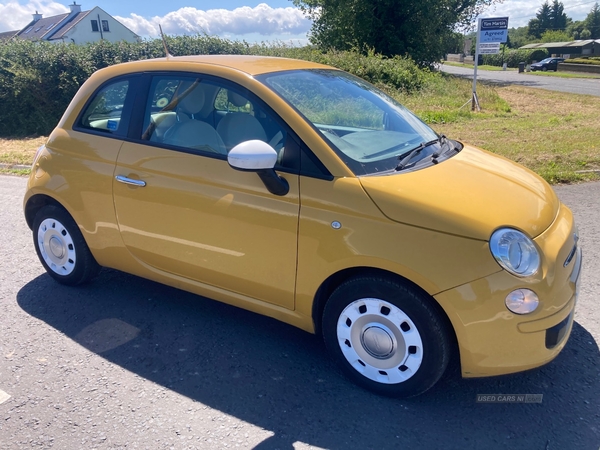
[440,64,600,96]
[0,175,598,449]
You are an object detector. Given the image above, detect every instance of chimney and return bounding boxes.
[32,11,42,22]
[69,2,81,14]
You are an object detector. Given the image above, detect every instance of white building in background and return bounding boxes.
[0,2,140,44]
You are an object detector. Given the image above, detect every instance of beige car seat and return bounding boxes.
[216,91,267,151]
[163,85,227,155]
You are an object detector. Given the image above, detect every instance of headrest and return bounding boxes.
[228,91,248,108]
[179,85,205,115]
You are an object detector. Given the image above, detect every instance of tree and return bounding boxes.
[528,2,553,38]
[585,3,600,39]
[540,30,572,43]
[292,0,502,65]
[549,0,568,31]
[566,19,586,40]
[508,26,537,48]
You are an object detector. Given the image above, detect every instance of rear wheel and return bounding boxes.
[322,276,452,397]
[33,205,100,285]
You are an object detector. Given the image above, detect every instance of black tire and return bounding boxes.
[322,276,452,397]
[542,66,548,72]
[32,205,100,285]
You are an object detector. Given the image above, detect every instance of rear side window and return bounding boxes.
[77,79,130,135]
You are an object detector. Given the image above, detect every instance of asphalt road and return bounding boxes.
[1,174,598,449]
[440,64,600,96]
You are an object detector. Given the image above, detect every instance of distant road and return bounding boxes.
[439,64,600,97]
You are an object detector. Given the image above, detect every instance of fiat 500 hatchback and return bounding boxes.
[24,55,582,397]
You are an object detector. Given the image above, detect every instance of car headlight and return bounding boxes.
[490,228,540,277]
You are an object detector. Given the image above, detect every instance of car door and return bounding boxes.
[112,74,300,309]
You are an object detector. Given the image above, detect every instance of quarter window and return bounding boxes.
[77,79,129,134]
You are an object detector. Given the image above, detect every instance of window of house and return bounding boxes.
[102,20,110,32]
[91,20,99,32]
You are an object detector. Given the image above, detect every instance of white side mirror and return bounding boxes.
[227,140,288,196]
[228,140,277,170]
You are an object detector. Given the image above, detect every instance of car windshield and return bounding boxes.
[540,58,553,63]
[257,69,440,175]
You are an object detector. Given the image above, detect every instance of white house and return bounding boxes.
[0,2,140,44]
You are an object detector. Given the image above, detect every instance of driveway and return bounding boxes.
[0,174,598,449]
[440,64,600,96]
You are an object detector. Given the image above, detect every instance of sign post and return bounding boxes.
[472,16,509,111]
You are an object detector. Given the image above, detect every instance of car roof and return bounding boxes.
[120,55,335,76]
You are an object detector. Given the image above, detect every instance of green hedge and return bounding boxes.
[565,57,600,65]
[0,36,434,137]
[482,49,549,67]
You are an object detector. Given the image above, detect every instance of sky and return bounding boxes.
[0,0,597,41]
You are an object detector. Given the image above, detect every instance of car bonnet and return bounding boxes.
[358,144,559,241]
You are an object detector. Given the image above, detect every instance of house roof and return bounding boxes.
[16,14,70,41]
[48,11,92,40]
[520,40,600,49]
[0,30,19,41]
[2,5,138,43]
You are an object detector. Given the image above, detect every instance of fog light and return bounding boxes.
[505,289,539,314]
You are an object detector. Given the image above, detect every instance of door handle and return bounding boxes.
[115,175,146,187]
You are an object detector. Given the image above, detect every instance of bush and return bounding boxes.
[0,36,435,137]
[565,58,600,65]
[481,49,549,67]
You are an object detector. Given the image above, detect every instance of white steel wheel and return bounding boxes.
[322,276,452,397]
[37,217,77,276]
[32,205,100,285]
[337,298,423,384]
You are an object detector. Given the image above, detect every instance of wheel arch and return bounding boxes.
[24,194,65,230]
[311,266,461,376]
[311,267,454,338]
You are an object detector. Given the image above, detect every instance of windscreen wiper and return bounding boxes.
[395,138,441,171]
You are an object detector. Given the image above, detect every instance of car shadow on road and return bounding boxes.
[18,269,600,449]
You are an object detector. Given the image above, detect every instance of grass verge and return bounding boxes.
[0,80,598,185]
[444,61,600,79]
[443,62,516,71]
[433,86,600,184]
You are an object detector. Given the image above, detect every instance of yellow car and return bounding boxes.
[23,55,582,397]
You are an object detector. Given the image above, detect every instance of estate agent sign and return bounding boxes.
[471,16,509,110]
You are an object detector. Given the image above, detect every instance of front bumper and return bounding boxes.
[434,205,582,378]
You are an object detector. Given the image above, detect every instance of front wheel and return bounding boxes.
[33,205,100,285]
[322,276,452,397]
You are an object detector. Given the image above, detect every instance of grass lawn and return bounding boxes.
[431,86,600,184]
[1,80,598,184]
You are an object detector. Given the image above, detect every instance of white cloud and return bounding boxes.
[115,3,311,39]
[0,1,311,40]
[0,0,67,31]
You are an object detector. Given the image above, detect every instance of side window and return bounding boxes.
[139,75,292,168]
[140,75,228,155]
[77,79,129,135]
[90,20,98,32]
[213,87,286,157]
